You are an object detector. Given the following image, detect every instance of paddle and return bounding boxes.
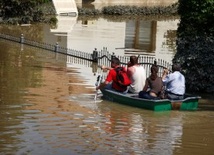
[94,67,103,101]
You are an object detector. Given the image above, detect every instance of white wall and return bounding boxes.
[52,0,78,15]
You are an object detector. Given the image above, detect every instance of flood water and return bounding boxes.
[0,15,214,155]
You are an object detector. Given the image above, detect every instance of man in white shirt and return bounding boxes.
[162,63,185,100]
[127,56,146,94]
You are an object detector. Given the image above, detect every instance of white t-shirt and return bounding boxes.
[128,65,146,93]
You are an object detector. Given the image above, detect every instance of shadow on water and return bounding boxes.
[198,93,214,111]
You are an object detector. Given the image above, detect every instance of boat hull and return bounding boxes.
[101,89,200,111]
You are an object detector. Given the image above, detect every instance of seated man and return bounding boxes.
[127,56,146,94]
[162,63,185,100]
[96,57,129,93]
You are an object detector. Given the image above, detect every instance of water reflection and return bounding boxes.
[50,16,78,34]
[125,20,156,53]
[96,103,184,154]
[0,40,214,154]
[1,8,214,155]
[48,16,178,63]
[0,41,42,154]
[0,15,178,63]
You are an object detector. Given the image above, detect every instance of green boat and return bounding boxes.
[101,89,201,111]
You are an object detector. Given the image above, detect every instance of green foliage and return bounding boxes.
[77,3,178,16]
[101,3,178,16]
[175,0,214,93]
[49,16,58,29]
[77,7,100,16]
[177,0,214,37]
[37,0,52,3]
[174,36,214,93]
[1,0,44,24]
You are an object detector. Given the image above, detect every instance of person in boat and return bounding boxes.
[138,62,163,99]
[162,63,185,100]
[127,56,146,94]
[96,57,129,93]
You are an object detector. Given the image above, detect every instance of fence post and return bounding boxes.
[111,52,115,61]
[54,42,59,52]
[20,34,24,44]
[92,48,98,62]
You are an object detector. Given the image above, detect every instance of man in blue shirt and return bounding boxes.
[162,63,185,100]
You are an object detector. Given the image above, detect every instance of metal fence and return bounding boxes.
[0,33,172,77]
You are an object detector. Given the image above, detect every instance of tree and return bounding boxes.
[173,0,214,93]
[1,0,44,23]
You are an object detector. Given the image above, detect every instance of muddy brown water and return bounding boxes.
[0,14,214,155]
[0,38,214,155]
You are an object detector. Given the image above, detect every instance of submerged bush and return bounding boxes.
[101,3,178,16]
[77,3,178,16]
[78,7,100,16]
[0,2,178,24]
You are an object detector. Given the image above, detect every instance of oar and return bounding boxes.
[94,68,103,101]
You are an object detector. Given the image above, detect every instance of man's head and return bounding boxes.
[172,63,181,72]
[111,57,120,68]
[129,56,138,66]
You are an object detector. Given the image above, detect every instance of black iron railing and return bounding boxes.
[0,33,172,77]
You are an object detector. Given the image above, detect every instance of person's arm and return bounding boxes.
[101,65,112,71]
[127,66,135,78]
[127,67,132,78]
[142,78,149,91]
[96,81,109,90]
[162,68,169,81]
[96,69,113,90]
